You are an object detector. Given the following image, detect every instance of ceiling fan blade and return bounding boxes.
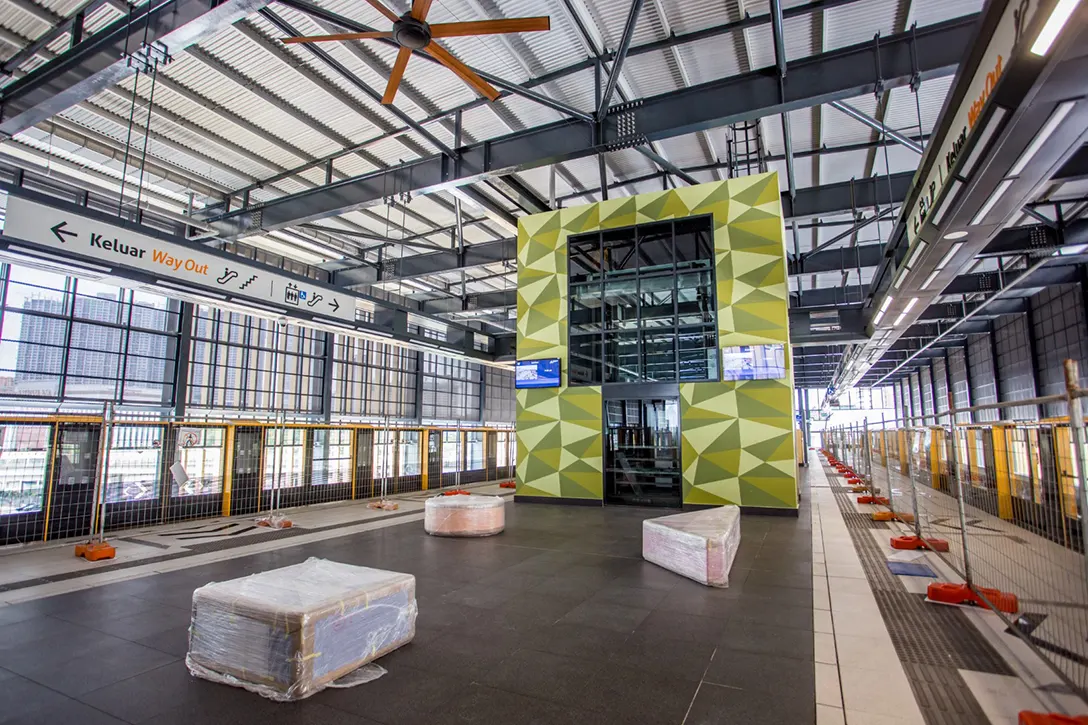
[382,47,412,105]
[424,42,500,101]
[281,31,392,44]
[364,0,400,23]
[411,0,433,21]
[429,17,551,38]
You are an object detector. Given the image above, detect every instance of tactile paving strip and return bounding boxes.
[822,464,1009,725]
[902,662,992,725]
[873,589,1013,674]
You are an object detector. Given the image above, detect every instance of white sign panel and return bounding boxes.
[2,196,356,322]
[177,427,202,447]
[906,0,1038,244]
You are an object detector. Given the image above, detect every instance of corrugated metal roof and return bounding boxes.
[0,0,977,269]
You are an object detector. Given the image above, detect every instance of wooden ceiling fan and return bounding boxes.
[281,0,550,105]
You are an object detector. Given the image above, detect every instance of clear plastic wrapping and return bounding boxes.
[424,494,505,537]
[186,558,416,701]
[642,506,741,587]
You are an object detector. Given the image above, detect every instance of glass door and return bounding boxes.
[230,426,262,516]
[46,423,101,540]
[604,397,681,507]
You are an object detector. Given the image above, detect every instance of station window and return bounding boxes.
[423,355,481,422]
[263,428,306,490]
[398,431,421,476]
[568,216,717,385]
[175,428,225,497]
[332,338,417,419]
[105,425,163,502]
[441,430,461,472]
[374,429,395,479]
[0,423,50,514]
[465,431,484,470]
[0,265,180,408]
[496,431,509,469]
[189,307,325,415]
[312,429,352,486]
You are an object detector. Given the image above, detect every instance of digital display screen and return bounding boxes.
[515,358,561,389]
[721,344,786,381]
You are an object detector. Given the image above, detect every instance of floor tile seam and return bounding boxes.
[683,645,721,725]
[815,467,849,719]
[9,658,156,724]
[72,657,182,712]
[0,505,429,592]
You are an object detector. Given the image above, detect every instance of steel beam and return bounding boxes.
[790,243,885,275]
[0,0,269,137]
[597,0,645,121]
[336,175,916,287]
[636,146,699,186]
[0,0,113,78]
[206,18,975,237]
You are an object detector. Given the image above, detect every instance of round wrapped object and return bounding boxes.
[424,494,505,537]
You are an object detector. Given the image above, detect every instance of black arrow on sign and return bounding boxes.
[330,299,340,312]
[51,221,77,243]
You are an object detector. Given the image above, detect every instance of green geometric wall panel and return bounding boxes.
[516,171,796,509]
[515,386,603,499]
[680,380,798,508]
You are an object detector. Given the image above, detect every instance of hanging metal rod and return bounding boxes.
[800,205,899,259]
[829,101,924,154]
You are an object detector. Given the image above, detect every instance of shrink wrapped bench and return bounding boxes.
[642,506,741,587]
[186,558,416,701]
[424,493,505,537]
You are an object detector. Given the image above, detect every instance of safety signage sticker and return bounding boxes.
[3,196,354,322]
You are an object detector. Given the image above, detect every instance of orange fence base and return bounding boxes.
[1019,713,1088,724]
[927,582,1019,614]
[872,512,916,523]
[872,511,915,523]
[499,481,516,489]
[74,541,116,561]
[890,535,950,552]
[857,496,889,505]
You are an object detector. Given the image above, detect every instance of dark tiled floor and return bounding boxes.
[0,495,814,725]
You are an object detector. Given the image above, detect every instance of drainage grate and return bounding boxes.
[873,589,1013,674]
[902,662,991,725]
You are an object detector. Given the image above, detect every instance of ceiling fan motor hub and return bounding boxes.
[394,16,431,49]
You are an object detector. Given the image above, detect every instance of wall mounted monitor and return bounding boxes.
[720,344,786,381]
[515,358,561,389]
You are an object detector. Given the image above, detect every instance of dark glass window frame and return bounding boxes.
[567,215,718,386]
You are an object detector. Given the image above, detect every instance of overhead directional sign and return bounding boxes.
[3,195,355,323]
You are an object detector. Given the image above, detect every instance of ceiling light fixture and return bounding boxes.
[904,241,927,271]
[903,297,918,313]
[1008,101,1077,176]
[894,311,909,326]
[943,231,968,240]
[960,108,1008,177]
[1031,0,1082,55]
[970,178,1014,225]
[920,269,942,291]
[935,243,964,271]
